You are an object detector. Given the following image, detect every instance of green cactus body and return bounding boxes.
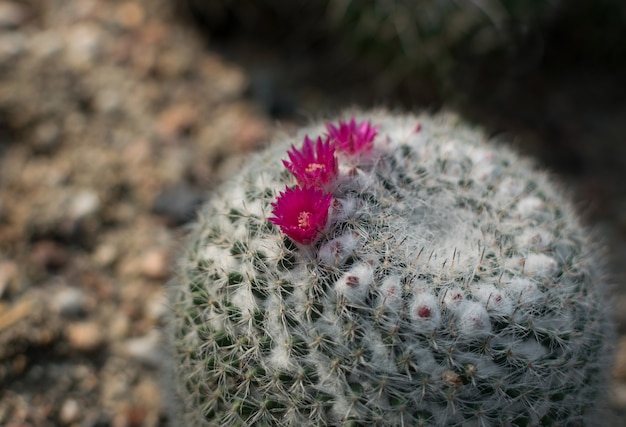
[169,111,613,426]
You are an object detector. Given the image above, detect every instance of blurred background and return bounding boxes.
[0,0,625,425]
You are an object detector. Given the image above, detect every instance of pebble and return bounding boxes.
[108,313,130,341]
[68,190,100,221]
[10,354,26,377]
[125,405,148,427]
[145,291,168,323]
[155,49,192,78]
[66,321,104,352]
[51,287,88,317]
[94,88,122,113]
[134,379,161,426]
[0,1,27,29]
[92,243,119,268]
[30,30,63,59]
[140,249,170,280]
[151,184,204,225]
[122,330,162,367]
[234,116,269,151]
[157,104,197,139]
[30,240,68,271]
[116,2,145,30]
[0,260,18,298]
[0,32,25,60]
[135,378,161,407]
[112,407,147,427]
[32,121,61,153]
[59,398,80,425]
[64,23,103,69]
[201,55,248,99]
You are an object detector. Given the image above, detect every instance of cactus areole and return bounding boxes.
[169,112,613,426]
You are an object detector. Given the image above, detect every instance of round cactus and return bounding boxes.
[168,111,613,426]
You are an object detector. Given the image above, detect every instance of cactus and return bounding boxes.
[168,111,613,426]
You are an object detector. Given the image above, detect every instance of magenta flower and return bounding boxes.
[326,118,379,155]
[283,136,338,189]
[269,186,333,244]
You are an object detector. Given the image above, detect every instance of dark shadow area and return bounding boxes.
[176,0,626,160]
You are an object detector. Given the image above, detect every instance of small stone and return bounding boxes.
[11,353,26,377]
[234,117,269,152]
[108,313,130,341]
[68,190,100,221]
[0,32,25,60]
[59,398,80,425]
[135,378,161,407]
[140,249,170,280]
[30,30,63,58]
[30,240,68,271]
[152,185,204,225]
[157,104,197,139]
[0,1,27,29]
[33,121,60,153]
[133,381,162,426]
[94,89,122,113]
[0,260,18,298]
[92,243,119,268]
[111,406,148,427]
[123,330,162,367]
[51,287,88,317]
[201,54,248,98]
[0,297,36,334]
[66,322,104,352]
[116,2,145,29]
[125,406,148,427]
[65,23,103,68]
[156,50,191,79]
[145,291,168,323]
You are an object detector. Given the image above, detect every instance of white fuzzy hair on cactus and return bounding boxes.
[167,110,614,426]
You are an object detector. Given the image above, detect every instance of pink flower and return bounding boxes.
[269,186,333,244]
[283,136,338,189]
[326,118,379,155]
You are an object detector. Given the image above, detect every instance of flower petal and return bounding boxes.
[269,186,333,244]
[283,136,338,189]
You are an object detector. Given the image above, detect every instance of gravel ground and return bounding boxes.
[0,1,625,426]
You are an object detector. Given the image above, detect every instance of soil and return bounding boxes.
[0,0,625,426]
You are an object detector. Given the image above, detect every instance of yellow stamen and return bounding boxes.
[298,211,312,229]
[305,163,325,173]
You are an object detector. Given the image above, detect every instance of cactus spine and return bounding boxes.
[168,111,613,426]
